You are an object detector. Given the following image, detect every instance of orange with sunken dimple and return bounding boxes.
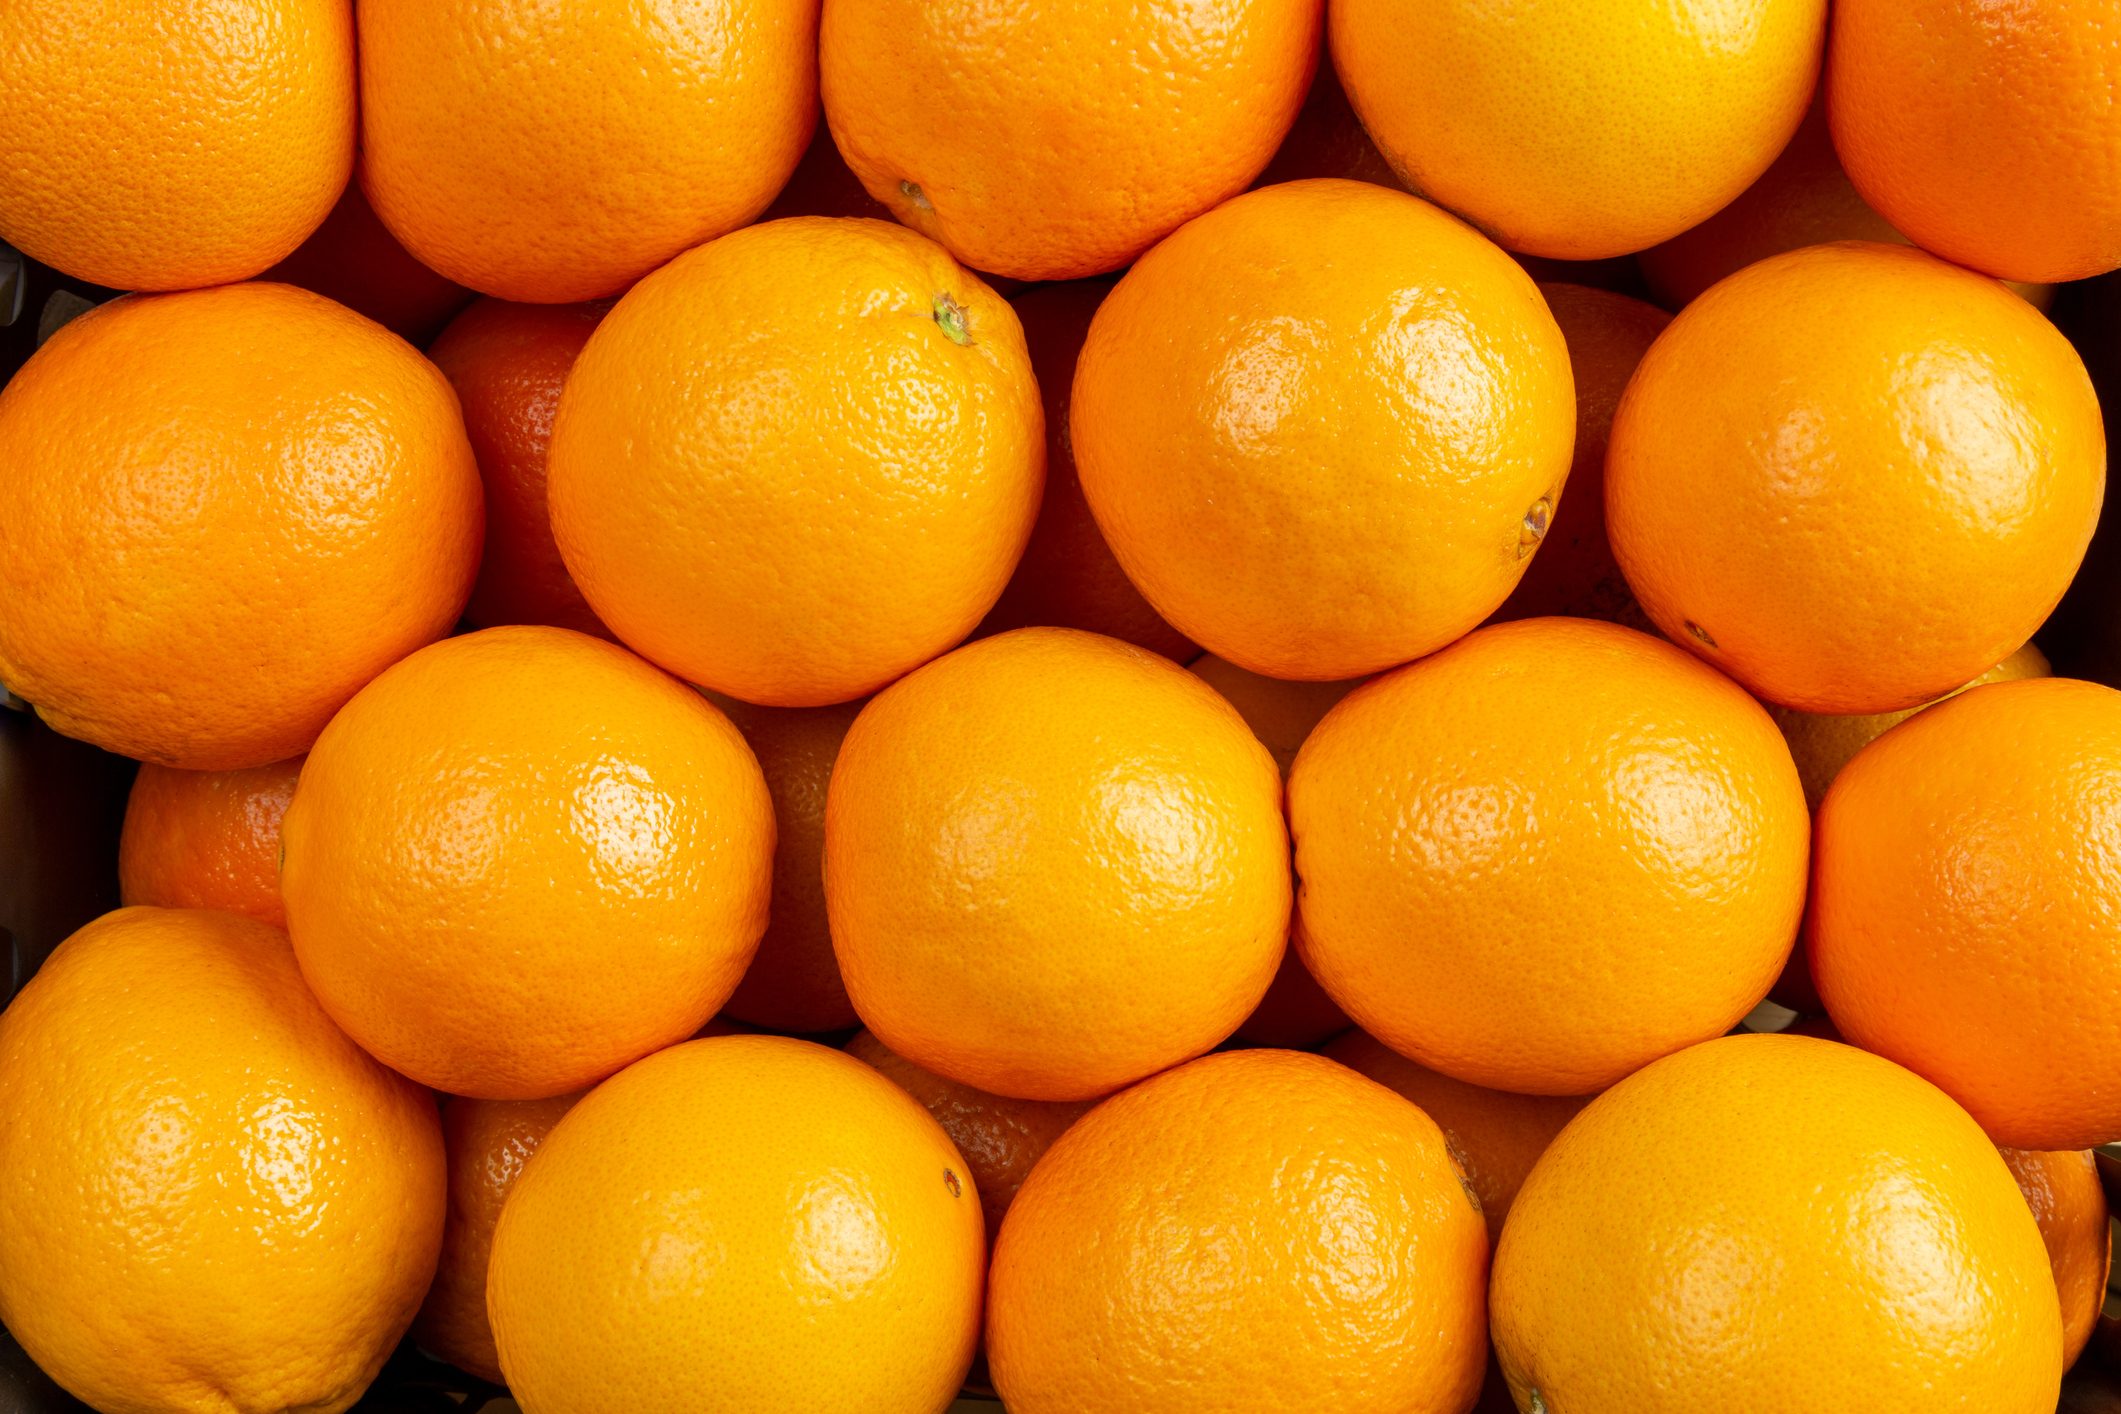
[826,628,1290,1101]
[280,626,775,1100]
[987,1048,1488,1413]
[1608,242,2105,714]
[821,0,1322,281]
[1290,617,1810,1096]
[1073,179,1575,681]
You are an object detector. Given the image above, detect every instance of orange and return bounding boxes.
[1490,283,1669,625]
[0,1,353,291]
[1331,0,1825,260]
[1188,652,1358,1048]
[819,0,1322,281]
[262,179,472,343]
[846,1030,1093,1242]
[1607,242,2105,714]
[1812,677,2121,1150]
[1638,96,2054,311]
[1325,1029,1589,1246]
[1830,0,2121,284]
[280,626,774,1099]
[988,1049,1487,1413]
[412,1092,581,1384]
[549,218,1043,707]
[0,282,482,769]
[974,281,1196,660]
[2001,1146,2112,1371]
[427,298,610,639]
[118,756,304,928]
[1255,62,1404,192]
[0,908,444,1414]
[762,122,895,224]
[1772,642,2053,812]
[1074,179,1575,680]
[1289,618,1809,1095]
[488,1036,984,1414]
[711,695,864,1034]
[825,628,1289,1101]
[1492,1033,2062,1413]
[356,0,817,303]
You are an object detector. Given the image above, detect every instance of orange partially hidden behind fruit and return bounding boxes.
[356,0,818,302]
[119,757,304,928]
[1608,242,2105,714]
[846,1031,1092,1242]
[413,1093,582,1384]
[975,281,1196,660]
[1492,1034,2062,1413]
[280,626,775,1100]
[988,1049,1489,1413]
[0,908,444,1414]
[549,218,1044,708]
[1812,677,2121,1150]
[713,696,865,1034]
[1326,1030,1590,1246]
[1830,0,2121,285]
[1291,618,1810,1096]
[2001,1146,2111,1371]
[428,298,609,639]
[826,629,1290,1101]
[821,0,1322,281]
[263,180,472,343]
[0,0,353,291]
[1074,179,1575,681]
[762,121,894,224]
[0,282,483,770]
[1490,283,1669,625]
[1253,61,1403,192]
[1331,0,1825,260]
[488,1036,985,1414]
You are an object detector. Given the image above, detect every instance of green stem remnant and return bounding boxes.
[933,293,972,346]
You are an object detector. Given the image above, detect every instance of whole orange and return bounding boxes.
[1830,0,2121,284]
[825,628,1290,1101]
[1289,618,1809,1096]
[549,218,1043,707]
[357,0,816,303]
[987,1048,1488,1413]
[1639,96,2053,311]
[1331,0,1825,260]
[2001,1146,2112,1371]
[427,298,609,638]
[0,283,482,770]
[0,908,444,1414]
[119,756,304,928]
[820,0,1322,281]
[1607,242,2105,714]
[1772,642,2052,813]
[1325,1029,1589,1246]
[0,0,353,291]
[280,626,774,1100]
[1492,1034,2062,1413]
[488,1036,985,1414]
[1188,652,1358,1048]
[975,281,1196,660]
[1490,283,1670,625]
[1073,179,1574,680]
[412,1092,581,1384]
[263,180,472,343]
[1812,677,2121,1150]
[846,1030,1093,1242]
[712,695,865,1034]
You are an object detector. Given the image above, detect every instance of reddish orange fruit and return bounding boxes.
[1253,62,1402,192]
[2001,1146,2112,1371]
[1813,677,2121,1150]
[263,180,471,343]
[427,298,609,638]
[118,757,304,928]
[1291,618,1809,1095]
[988,1049,1489,1413]
[762,123,894,224]
[975,281,1196,660]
